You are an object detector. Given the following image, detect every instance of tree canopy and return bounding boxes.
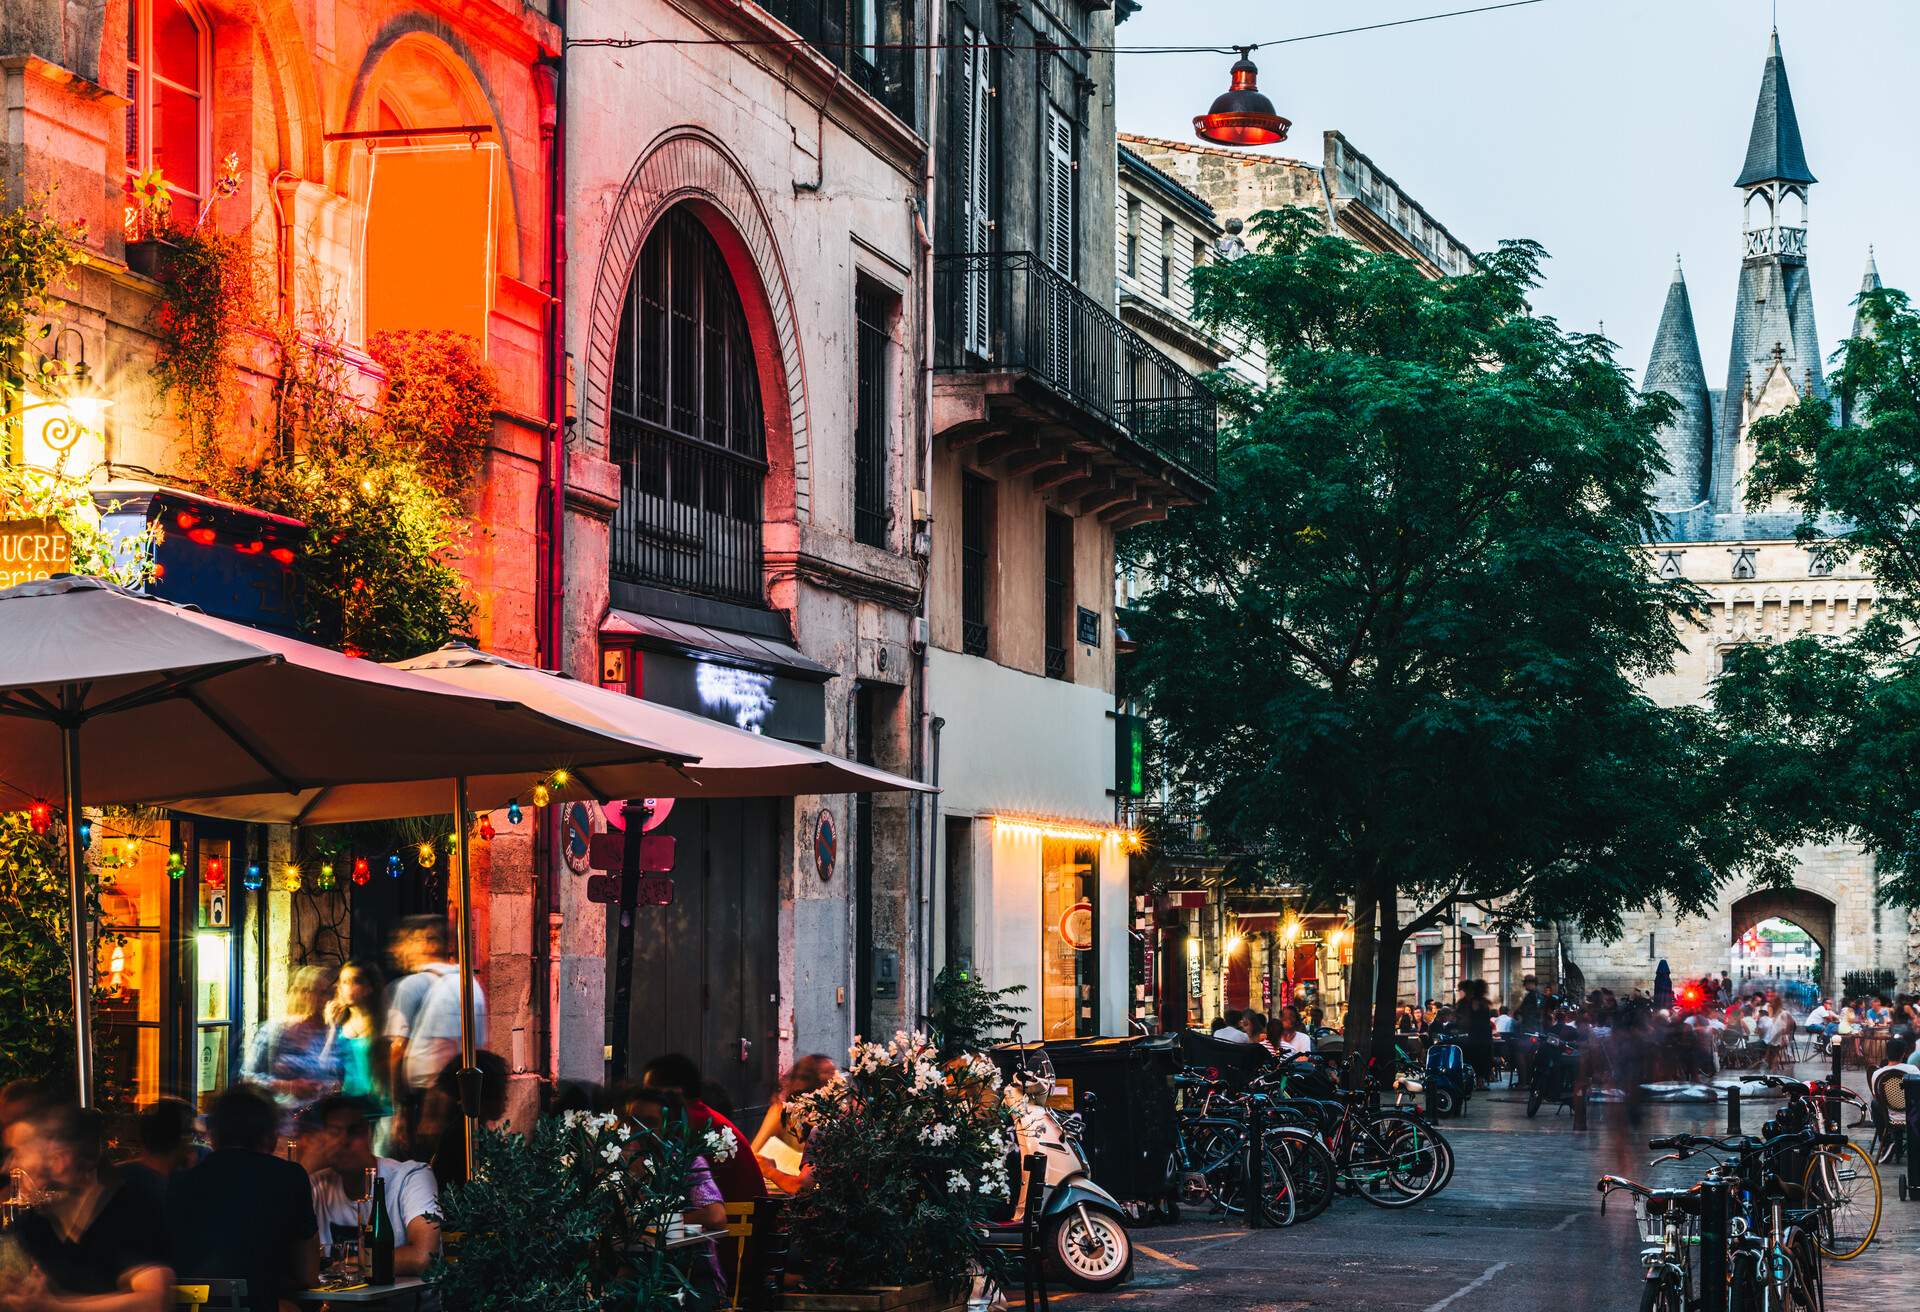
[1121,209,1757,1057]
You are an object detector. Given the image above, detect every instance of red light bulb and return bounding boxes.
[351,857,371,886]
[205,857,225,887]
[28,801,52,835]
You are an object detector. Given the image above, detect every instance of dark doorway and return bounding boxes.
[617,796,781,1117]
[944,816,974,971]
[852,686,878,1039]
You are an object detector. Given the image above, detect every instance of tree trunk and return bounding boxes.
[1344,885,1379,1081]
[1369,882,1403,1085]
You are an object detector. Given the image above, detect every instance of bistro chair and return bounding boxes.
[1869,1067,1908,1164]
[974,1153,1050,1312]
[725,1194,788,1311]
[172,1280,248,1312]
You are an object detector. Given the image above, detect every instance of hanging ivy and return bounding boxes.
[1,198,87,432]
[149,228,257,463]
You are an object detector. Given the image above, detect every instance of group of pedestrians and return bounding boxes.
[1207,1005,1320,1058]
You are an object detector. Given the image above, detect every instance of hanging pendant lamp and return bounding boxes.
[1194,46,1290,147]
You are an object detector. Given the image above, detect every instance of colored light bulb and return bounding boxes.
[417,842,435,868]
[166,851,185,880]
[532,784,551,808]
[243,863,264,891]
[317,862,336,891]
[124,836,139,860]
[352,857,371,886]
[507,801,522,825]
[28,802,52,836]
[205,857,225,888]
[283,864,301,891]
[78,820,91,850]
[551,769,572,788]
[479,818,495,842]
[387,853,402,879]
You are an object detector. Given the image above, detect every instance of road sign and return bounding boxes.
[586,873,676,906]
[587,831,675,873]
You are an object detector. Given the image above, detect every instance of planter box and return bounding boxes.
[780,1282,966,1312]
[125,237,181,280]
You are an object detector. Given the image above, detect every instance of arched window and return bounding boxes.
[608,207,767,604]
[125,0,209,212]
[1743,190,1772,231]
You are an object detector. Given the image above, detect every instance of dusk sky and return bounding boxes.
[1114,0,1914,383]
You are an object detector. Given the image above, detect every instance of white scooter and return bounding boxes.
[999,1048,1134,1290]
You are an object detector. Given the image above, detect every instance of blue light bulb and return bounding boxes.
[386,853,403,880]
[507,801,523,826]
[78,821,92,850]
[243,863,264,891]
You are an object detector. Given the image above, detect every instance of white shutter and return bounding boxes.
[1042,104,1075,386]
[957,27,992,360]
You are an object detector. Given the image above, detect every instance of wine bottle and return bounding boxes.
[369,1174,394,1284]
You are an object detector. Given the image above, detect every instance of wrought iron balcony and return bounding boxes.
[757,1,917,125]
[935,251,1218,490]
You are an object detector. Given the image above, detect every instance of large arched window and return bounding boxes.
[125,0,209,212]
[608,207,767,603]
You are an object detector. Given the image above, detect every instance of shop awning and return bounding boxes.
[603,607,832,680]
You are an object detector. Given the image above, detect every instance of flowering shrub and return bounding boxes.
[785,1032,1016,1292]
[428,1109,727,1312]
[369,329,499,494]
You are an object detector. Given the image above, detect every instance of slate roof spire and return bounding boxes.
[1850,247,1882,339]
[1736,30,1816,188]
[1644,257,1714,511]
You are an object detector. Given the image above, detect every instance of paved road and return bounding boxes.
[1061,1091,1918,1312]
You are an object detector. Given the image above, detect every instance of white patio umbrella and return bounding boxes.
[0,577,688,1106]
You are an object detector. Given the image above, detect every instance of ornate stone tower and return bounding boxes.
[1644,259,1713,516]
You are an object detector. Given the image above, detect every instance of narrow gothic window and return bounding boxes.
[1807,548,1834,577]
[1731,549,1758,581]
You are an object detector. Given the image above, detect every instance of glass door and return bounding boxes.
[95,819,170,1111]
[1040,838,1098,1040]
[190,834,238,1109]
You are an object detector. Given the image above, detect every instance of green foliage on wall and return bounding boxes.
[0,814,100,1096]
[150,228,257,460]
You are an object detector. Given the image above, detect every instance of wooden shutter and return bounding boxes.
[958,27,992,359]
[1042,104,1075,386]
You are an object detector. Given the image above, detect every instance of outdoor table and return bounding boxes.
[293,1276,425,1310]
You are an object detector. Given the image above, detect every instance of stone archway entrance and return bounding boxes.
[1729,888,1835,988]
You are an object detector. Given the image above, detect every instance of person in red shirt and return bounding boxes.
[638,1054,766,1204]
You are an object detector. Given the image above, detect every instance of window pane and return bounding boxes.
[99,931,164,1025]
[154,85,202,196]
[195,1025,230,1108]
[154,0,203,90]
[1040,838,1098,1040]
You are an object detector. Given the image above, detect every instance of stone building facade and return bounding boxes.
[1567,31,1918,998]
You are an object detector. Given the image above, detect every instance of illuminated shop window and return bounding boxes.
[1040,838,1098,1040]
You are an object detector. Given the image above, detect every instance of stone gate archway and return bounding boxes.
[1729,887,1835,986]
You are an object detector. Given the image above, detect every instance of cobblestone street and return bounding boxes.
[1066,1093,1920,1312]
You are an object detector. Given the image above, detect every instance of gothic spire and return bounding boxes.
[1644,259,1713,511]
[1851,247,1882,339]
[1736,30,1817,188]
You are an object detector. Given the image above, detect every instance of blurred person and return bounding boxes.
[639,1055,764,1205]
[298,1096,439,1277]
[1267,1007,1311,1057]
[168,1084,320,1312]
[419,1051,509,1188]
[246,966,342,1110]
[1,1080,49,1176]
[1209,1010,1249,1044]
[385,916,485,1158]
[751,1055,835,1195]
[324,962,391,1125]
[119,1099,196,1194]
[625,1088,727,1300]
[1238,1010,1267,1045]
[4,1103,171,1312]
[1804,997,1838,1042]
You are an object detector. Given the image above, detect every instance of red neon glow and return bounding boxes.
[269,547,295,565]
[234,540,264,555]
[205,857,225,888]
[187,526,217,546]
[28,801,52,835]
[175,511,198,529]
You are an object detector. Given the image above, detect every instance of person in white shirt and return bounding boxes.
[1265,1006,1312,1058]
[1804,999,1837,1036]
[1210,1010,1252,1045]
[1492,1008,1515,1036]
[298,1095,441,1276]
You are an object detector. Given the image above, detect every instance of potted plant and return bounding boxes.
[782,1034,1017,1312]
[125,154,240,279]
[427,1108,732,1311]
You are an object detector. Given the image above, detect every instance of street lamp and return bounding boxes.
[1194,47,1291,148]
[1279,913,1301,1008]
[19,328,114,456]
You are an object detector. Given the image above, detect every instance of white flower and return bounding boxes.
[559,1152,576,1169]
[946,1169,972,1192]
[601,1141,622,1163]
[703,1127,739,1163]
[918,1121,956,1146]
[616,1122,633,1142]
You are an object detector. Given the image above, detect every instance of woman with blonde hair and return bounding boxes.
[750,1054,837,1194]
[245,965,343,1111]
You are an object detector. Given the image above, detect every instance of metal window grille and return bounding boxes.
[854,283,891,548]
[962,474,990,656]
[609,207,767,605]
[1044,510,1071,680]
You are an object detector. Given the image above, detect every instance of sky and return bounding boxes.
[1113,0,1916,383]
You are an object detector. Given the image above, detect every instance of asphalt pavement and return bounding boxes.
[1060,1088,1919,1312]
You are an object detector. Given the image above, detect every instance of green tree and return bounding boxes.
[1721,286,1920,905]
[1121,209,1754,1065]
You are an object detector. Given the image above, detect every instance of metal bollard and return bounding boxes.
[1244,1100,1268,1227]
[1699,1174,1730,1312]
[1905,1074,1920,1202]
[1726,1085,1741,1136]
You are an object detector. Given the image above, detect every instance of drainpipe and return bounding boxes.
[915,2,942,1014]
[534,13,568,1082]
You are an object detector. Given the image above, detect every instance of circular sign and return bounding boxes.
[1058,900,1094,952]
[604,798,674,833]
[563,800,601,875]
[814,809,837,883]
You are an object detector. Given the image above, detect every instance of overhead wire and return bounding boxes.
[566,1,1550,55]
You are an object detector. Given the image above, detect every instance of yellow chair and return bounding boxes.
[722,1201,756,1309]
[172,1280,247,1312]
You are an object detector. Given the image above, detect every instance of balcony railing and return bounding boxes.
[758,1,917,126]
[609,412,765,606]
[934,251,1218,485]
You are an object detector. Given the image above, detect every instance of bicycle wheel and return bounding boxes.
[1374,1113,1450,1200]
[1801,1141,1880,1260]
[1268,1127,1336,1222]
[1348,1122,1441,1207]
[1638,1278,1684,1312]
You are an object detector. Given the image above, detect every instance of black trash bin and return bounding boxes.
[1175,1029,1271,1089]
[992,1035,1183,1211]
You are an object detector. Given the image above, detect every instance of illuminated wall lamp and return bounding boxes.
[20,328,114,454]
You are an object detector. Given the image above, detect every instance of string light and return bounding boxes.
[992,817,1134,845]
[283,863,302,892]
[417,842,435,868]
[28,801,52,836]
[479,818,495,842]
[551,769,572,788]
[352,857,371,886]
[532,783,551,808]
[205,857,225,888]
[77,819,91,850]
[166,850,185,880]
[243,863,264,891]
[123,836,139,861]
[507,801,523,826]
[317,862,336,891]
[386,854,403,880]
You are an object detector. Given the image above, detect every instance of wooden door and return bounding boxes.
[619,798,780,1117]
